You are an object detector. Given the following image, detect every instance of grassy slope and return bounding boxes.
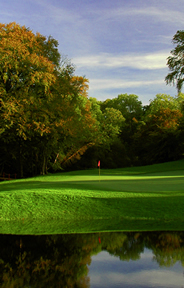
[1,160,184,234]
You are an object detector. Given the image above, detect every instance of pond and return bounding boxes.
[0,231,184,287]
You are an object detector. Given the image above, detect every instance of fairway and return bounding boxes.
[1,160,184,234]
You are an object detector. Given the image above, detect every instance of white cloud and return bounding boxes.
[73,51,169,70]
[98,6,184,26]
[88,79,164,91]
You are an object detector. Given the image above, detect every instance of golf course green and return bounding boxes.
[1,160,184,234]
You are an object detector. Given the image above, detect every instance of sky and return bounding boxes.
[1,0,184,105]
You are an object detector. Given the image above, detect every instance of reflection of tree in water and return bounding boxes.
[146,232,184,267]
[0,232,127,287]
[106,231,184,267]
[0,234,95,288]
[105,232,145,261]
[1,231,184,287]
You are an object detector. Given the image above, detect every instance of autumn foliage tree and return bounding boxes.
[0,23,59,176]
[0,22,99,176]
[0,22,56,136]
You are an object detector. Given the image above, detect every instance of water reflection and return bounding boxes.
[0,232,184,287]
[89,249,184,287]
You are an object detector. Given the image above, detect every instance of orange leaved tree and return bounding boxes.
[0,22,100,176]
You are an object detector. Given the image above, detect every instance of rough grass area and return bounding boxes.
[1,160,184,234]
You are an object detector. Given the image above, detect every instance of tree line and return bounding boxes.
[1,22,184,177]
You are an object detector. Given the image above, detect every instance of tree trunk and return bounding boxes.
[41,154,47,175]
[19,144,24,178]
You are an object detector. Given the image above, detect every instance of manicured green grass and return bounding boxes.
[1,160,184,234]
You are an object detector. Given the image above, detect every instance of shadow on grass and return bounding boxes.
[1,187,184,234]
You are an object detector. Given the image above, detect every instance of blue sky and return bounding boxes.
[1,0,184,104]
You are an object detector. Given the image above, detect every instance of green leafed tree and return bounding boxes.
[71,97,127,169]
[135,94,183,165]
[100,94,143,165]
[165,30,184,93]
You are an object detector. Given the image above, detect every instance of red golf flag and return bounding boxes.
[98,160,100,167]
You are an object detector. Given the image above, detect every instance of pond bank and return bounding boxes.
[1,218,184,235]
